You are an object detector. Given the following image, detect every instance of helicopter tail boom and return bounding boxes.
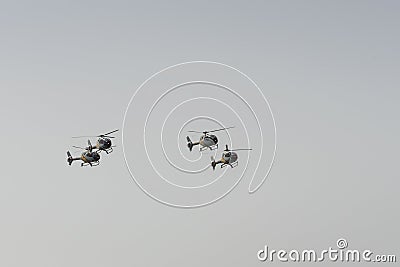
[67,151,81,166]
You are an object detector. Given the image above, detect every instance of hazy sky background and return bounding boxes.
[0,1,399,266]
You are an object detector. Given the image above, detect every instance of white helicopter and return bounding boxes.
[211,145,252,170]
[186,127,234,152]
[67,140,101,167]
[72,129,118,154]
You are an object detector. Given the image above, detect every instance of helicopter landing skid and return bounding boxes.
[81,162,100,167]
[200,144,218,152]
[101,148,113,154]
[221,162,238,168]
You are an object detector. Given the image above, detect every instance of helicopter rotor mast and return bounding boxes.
[72,140,93,152]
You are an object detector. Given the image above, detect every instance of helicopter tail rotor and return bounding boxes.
[186,136,193,152]
[67,151,73,166]
[211,156,216,171]
[87,140,93,152]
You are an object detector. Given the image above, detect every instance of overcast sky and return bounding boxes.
[0,1,399,266]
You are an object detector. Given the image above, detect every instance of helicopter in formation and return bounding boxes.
[211,145,252,170]
[186,127,234,152]
[67,140,101,167]
[66,126,252,170]
[66,129,118,167]
[72,129,118,154]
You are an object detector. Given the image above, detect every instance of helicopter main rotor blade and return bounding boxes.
[101,129,119,136]
[207,126,235,133]
[187,127,234,134]
[73,135,116,139]
[72,130,119,139]
[101,135,115,138]
[72,146,87,150]
[229,148,253,151]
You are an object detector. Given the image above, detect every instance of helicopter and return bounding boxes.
[186,127,234,152]
[72,129,118,154]
[67,140,101,167]
[211,145,252,170]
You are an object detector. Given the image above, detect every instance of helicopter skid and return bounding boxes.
[200,144,218,151]
[81,162,100,167]
[221,162,238,168]
[103,148,113,154]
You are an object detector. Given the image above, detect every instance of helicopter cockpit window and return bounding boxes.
[225,152,231,158]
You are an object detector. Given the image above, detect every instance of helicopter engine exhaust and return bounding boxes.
[186,136,194,152]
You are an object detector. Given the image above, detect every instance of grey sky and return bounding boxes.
[0,1,399,266]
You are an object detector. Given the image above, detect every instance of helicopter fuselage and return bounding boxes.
[212,151,239,170]
[96,137,113,152]
[67,150,100,167]
[81,151,100,163]
[82,137,113,154]
[187,127,233,152]
[199,134,218,148]
[222,151,238,164]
